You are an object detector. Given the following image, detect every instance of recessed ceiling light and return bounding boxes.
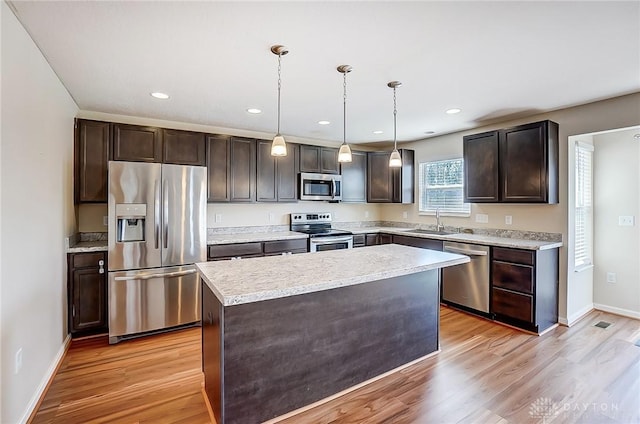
[445,108,461,114]
[247,108,262,114]
[424,131,435,135]
[318,120,330,125]
[373,130,384,134]
[150,92,169,99]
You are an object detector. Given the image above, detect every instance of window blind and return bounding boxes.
[419,159,470,214]
[575,141,594,268]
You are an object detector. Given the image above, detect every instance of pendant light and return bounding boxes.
[337,65,353,163]
[388,81,403,167]
[271,45,289,156]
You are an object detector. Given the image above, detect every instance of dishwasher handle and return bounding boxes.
[444,246,488,257]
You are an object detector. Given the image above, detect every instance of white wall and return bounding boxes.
[593,128,640,317]
[1,2,78,422]
[379,93,640,323]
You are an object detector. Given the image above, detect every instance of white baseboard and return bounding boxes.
[594,303,640,320]
[18,334,71,424]
[560,303,595,327]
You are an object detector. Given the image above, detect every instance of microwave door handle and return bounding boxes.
[154,181,160,249]
[331,179,336,199]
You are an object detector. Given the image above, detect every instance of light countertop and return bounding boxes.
[337,227,562,250]
[196,244,469,306]
[207,231,308,245]
[67,241,108,253]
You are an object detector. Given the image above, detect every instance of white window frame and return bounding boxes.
[418,158,471,217]
[574,141,594,271]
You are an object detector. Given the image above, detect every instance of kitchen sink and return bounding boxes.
[404,229,454,236]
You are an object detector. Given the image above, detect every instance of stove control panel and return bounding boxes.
[291,213,332,224]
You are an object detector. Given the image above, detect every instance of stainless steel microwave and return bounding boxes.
[299,172,342,201]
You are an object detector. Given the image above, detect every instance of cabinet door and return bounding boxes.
[365,234,379,246]
[276,143,299,202]
[463,131,499,202]
[163,129,206,166]
[207,135,231,202]
[500,121,555,203]
[69,252,107,333]
[392,235,443,251]
[341,151,367,203]
[112,124,162,162]
[256,140,278,202]
[300,145,321,173]
[75,119,110,203]
[379,233,392,245]
[367,152,393,202]
[229,137,256,202]
[320,147,339,174]
[392,149,414,204]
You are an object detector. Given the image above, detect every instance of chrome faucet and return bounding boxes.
[436,207,444,232]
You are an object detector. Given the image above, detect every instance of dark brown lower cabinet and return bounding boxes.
[491,246,558,333]
[68,252,107,336]
[391,235,443,251]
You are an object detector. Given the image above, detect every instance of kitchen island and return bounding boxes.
[196,244,469,424]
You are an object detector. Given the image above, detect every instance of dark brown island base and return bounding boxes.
[196,244,469,424]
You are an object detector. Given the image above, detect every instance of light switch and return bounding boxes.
[215,214,222,223]
[618,216,635,226]
[403,211,408,219]
[475,214,489,223]
[505,215,512,225]
[103,216,108,226]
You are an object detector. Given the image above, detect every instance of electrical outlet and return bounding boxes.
[15,348,23,374]
[475,214,489,223]
[364,211,369,219]
[103,216,108,226]
[618,216,635,226]
[402,211,408,219]
[215,214,222,223]
[606,272,617,283]
[505,215,512,225]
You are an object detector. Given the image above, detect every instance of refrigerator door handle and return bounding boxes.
[114,268,197,281]
[154,180,161,249]
[163,180,169,249]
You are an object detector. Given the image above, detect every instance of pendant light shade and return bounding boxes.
[388,81,403,168]
[271,45,289,157]
[337,65,353,163]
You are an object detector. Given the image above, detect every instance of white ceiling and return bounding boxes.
[9,1,640,145]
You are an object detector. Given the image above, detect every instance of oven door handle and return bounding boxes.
[311,236,353,244]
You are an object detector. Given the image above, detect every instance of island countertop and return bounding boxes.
[196,244,469,306]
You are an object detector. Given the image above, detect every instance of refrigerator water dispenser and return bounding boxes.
[115,203,146,242]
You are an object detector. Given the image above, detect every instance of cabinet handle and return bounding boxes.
[98,259,105,274]
[72,305,76,318]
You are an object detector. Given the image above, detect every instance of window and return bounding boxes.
[574,141,594,269]
[419,158,470,215]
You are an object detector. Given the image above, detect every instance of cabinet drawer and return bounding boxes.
[492,261,533,294]
[492,247,534,265]
[353,234,366,247]
[492,287,533,323]
[365,234,379,246]
[71,252,105,269]
[263,239,308,254]
[208,242,263,259]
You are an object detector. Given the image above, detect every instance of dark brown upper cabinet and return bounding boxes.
[300,145,340,174]
[206,134,231,202]
[162,129,206,166]
[341,150,367,203]
[367,149,414,204]
[75,119,110,203]
[207,135,256,203]
[463,120,558,204]
[256,140,299,202]
[463,131,500,202]
[112,123,162,162]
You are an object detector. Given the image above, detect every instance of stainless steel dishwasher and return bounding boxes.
[442,241,490,313]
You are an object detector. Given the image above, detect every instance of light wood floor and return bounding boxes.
[32,307,640,423]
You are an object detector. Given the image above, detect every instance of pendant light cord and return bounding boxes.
[343,72,347,145]
[393,86,398,149]
[277,53,282,135]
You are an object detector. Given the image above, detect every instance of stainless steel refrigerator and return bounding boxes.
[107,161,206,344]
